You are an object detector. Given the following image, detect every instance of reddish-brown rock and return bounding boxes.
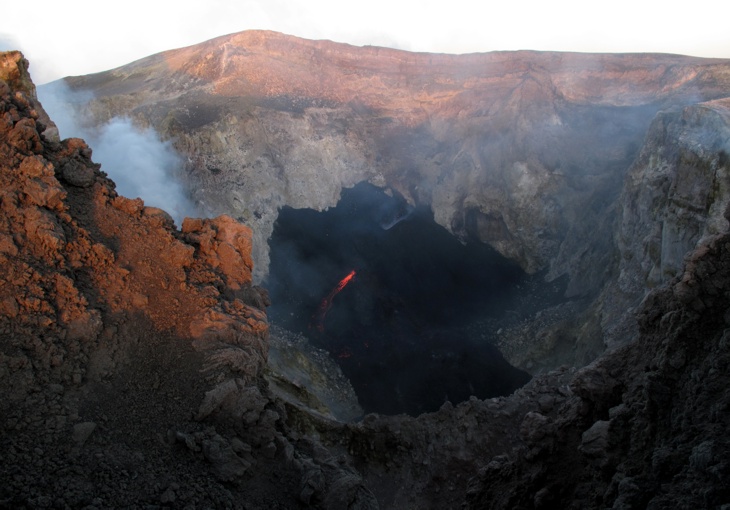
[0,54,387,510]
[3,46,730,510]
[0,49,268,426]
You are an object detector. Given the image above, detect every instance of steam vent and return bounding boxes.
[3,32,730,508]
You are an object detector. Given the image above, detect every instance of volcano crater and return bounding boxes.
[266,182,568,415]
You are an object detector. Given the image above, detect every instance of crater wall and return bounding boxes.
[46,31,730,368]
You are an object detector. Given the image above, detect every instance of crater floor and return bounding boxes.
[266,182,571,415]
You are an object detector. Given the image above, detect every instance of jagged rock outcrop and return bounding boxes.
[576,97,730,354]
[495,98,730,369]
[459,210,730,509]
[615,99,730,302]
[0,51,371,509]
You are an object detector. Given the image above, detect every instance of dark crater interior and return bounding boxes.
[266,182,565,416]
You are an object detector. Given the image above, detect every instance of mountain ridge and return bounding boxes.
[68,30,730,121]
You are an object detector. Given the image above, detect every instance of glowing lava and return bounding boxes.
[313,269,356,332]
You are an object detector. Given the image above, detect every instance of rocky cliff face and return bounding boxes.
[590,98,730,350]
[616,99,730,295]
[497,97,730,370]
[3,50,730,510]
[50,31,730,370]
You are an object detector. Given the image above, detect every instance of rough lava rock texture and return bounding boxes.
[0,51,372,509]
[55,30,730,369]
[613,99,730,311]
[498,96,730,370]
[4,49,730,509]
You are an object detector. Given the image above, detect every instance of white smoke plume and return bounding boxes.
[38,81,198,225]
[379,205,414,230]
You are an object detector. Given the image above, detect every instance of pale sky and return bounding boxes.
[2,0,729,84]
